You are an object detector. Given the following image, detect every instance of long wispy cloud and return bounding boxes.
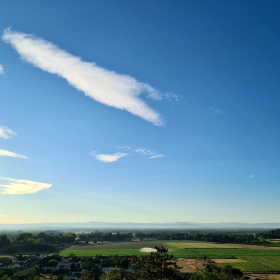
[0,149,27,159]
[0,65,4,75]
[0,177,52,195]
[2,29,164,126]
[0,126,16,139]
[91,151,128,163]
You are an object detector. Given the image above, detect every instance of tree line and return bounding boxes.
[0,232,76,253]
[77,231,266,244]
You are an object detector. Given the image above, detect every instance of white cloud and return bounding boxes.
[117,146,131,150]
[2,29,164,126]
[0,126,16,139]
[135,148,154,155]
[149,154,164,159]
[0,65,4,75]
[0,177,52,195]
[208,106,223,114]
[107,188,112,190]
[135,148,163,159]
[78,194,84,196]
[93,152,128,163]
[249,174,254,178]
[0,149,27,159]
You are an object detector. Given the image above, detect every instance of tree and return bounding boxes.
[100,246,182,280]
[81,271,95,280]
[0,235,11,251]
[70,262,76,270]
[130,246,182,280]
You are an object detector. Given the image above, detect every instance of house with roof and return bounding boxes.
[44,262,60,272]
[69,268,85,276]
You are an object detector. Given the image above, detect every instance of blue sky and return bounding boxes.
[1,0,280,224]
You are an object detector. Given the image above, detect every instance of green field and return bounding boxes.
[59,240,280,272]
[60,247,280,259]
[165,242,241,249]
[227,256,280,272]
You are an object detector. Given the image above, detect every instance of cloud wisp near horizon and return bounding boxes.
[0,149,27,159]
[0,177,52,195]
[2,29,164,126]
[0,126,16,139]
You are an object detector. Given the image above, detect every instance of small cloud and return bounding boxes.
[149,154,164,159]
[92,152,128,163]
[0,177,52,195]
[249,175,254,178]
[0,126,16,139]
[135,148,163,159]
[208,106,223,114]
[107,188,112,190]
[78,194,84,196]
[117,146,131,150]
[0,149,27,159]
[164,93,182,103]
[135,148,155,155]
[0,65,4,75]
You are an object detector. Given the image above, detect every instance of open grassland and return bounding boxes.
[60,249,149,257]
[59,240,280,273]
[165,242,241,249]
[60,246,280,259]
[227,256,280,272]
[65,240,175,251]
[171,249,280,259]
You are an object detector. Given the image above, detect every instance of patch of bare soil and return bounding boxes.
[176,258,206,273]
[246,273,280,280]
[228,244,280,250]
[212,259,247,263]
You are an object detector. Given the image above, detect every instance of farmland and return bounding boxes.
[59,240,280,273]
[165,242,241,249]
[224,256,280,272]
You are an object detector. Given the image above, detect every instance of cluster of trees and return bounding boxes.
[76,231,265,245]
[0,232,76,253]
[136,232,264,244]
[78,232,133,243]
[256,228,280,239]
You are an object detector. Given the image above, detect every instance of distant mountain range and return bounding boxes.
[0,221,280,230]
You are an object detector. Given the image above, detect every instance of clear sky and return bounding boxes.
[1,0,280,224]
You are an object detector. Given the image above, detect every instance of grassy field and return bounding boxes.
[227,256,280,272]
[59,240,280,272]
[165,242,241,249]
[60,247,280,259]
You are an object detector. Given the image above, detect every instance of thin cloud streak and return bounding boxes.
[0,177,52,195]
[149,154,164,159]
[135,148,163,159]
[0,126,16,139]
[2,29,164,126]
[208,106,223,114]
[0,65,4,75]
[0,149,27,159]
